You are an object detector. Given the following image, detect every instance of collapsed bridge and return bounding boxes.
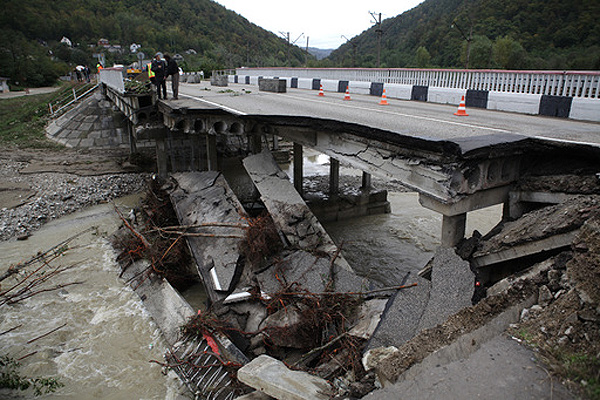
[96,69,600,398]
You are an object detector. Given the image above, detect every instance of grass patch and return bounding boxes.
[513,326,600,399]
[560,352,600,399]
[0,85,72,149]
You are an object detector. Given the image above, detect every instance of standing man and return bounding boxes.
[164,54,179,100]
[151,52,167,100]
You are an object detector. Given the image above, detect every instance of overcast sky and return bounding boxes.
[214,0,425,49]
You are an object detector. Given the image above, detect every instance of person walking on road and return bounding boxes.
[164,54,179,100]
[151,52,167,100]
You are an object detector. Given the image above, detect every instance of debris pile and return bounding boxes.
[112,177,198,292]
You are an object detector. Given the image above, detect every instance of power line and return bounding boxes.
[369,12,383,68]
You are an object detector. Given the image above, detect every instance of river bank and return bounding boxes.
[0,147,149,242]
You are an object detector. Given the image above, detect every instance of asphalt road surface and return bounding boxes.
[178,82,600,146]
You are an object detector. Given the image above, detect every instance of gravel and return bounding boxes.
[0,157,148,241]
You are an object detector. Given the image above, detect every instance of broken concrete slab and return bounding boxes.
[169,172,249,301]
[234,392,274,400]
[417,248,475,331]
[237,355,332,400]
[256,250,364,297]
[367,273,431,350]
[473,195,600,264]
[121,260,196,345]
[242,150,352,272]
[349,298,389,340]
[472,231,578,268]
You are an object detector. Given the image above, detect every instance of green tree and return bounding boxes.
[415,46,431,68]
[493,36,528,69]
[468,35,493,68]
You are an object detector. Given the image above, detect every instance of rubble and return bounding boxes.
[237,355,332,400]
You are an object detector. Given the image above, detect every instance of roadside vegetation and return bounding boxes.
[0,86,71,149]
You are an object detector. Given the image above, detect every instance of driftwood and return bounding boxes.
[113,203,150,248]
[0,227,94,283]
[27,323,67,344]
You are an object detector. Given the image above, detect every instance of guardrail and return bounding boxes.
[48,82,99,117]
[232,68,600,99]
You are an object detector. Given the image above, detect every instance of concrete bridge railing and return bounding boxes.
[99,67,125,94]
[228,67,600,122]
[234,68,600,98]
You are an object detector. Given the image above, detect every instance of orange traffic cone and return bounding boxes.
[454,95,468,116]
[379,89,389,105]
[318,84,325,97]
[343,86,351,101]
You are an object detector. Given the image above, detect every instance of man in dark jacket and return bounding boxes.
[151,53,167,100]
[164,54,179,100]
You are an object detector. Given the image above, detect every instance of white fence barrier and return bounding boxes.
[234,68,600,99]
[99,67,125,94]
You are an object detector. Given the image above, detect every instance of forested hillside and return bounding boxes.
[1,0,598,88]
[0,0,308,87]
[327,0,600,70]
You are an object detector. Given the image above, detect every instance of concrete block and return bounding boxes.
[487,92,541,115]
[570,97,600,122]
[321,79,338,92]
[243,152,354,270]
[428,87,463,105]
[45,122,61,137]
[237,355,332,400]
[297,78,313,90]
[383,84,412,100]
[349,81,371,95]
[258,78,286,93]
[78,138,94,148]
[211,74,229,87]
[256,250,363,297]
[249,76,259,85]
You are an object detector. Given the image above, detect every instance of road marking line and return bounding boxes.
[278,93,513,134]
[180,93,248,116]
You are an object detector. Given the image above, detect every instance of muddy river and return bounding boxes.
[0,156,501,398]
[0,196,185,399]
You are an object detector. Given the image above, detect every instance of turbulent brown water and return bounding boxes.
[0,196,186,399]
[282,152,502,286]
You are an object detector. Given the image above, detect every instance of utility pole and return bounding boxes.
[279,32,304,66]
[341,35,358,67]
[279,31,290,66]
[305,36,309,67]
[369,12,383,68]
[451,17,473,69]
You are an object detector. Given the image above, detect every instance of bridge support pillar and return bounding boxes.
[329,158,340,196]
[293,143,303,196]
[250,134,262,154]
[156,138,169,178]
[207,134,218,171]
[441,214,467,248]
[127,120,137,154]
[362,172,371,190]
